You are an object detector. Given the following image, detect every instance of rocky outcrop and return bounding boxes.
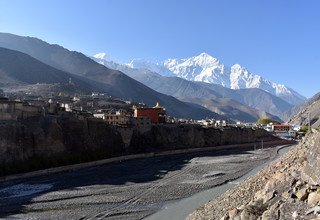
[0,119,279,177]
[0,114,125,176]
[129,124,277,153]
[289,92,320,127]
[188,131,320,220]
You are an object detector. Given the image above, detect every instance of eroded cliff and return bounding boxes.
[129,124,276,153]
[0,118,279,176]
[0,114,125,175]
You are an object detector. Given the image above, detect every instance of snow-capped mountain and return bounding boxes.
[91,53,286,122]
[229,64,306,105]
[93,52,107,60]
[127,59,174,77]
[127,52,306,105]
[164,53,230,87]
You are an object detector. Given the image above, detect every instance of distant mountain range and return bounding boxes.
[92,55,297,121]
[0,32,306,122]
[126,52,306,106]
[0,33,222,120]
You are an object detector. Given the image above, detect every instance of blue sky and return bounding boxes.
[0,0,319,97]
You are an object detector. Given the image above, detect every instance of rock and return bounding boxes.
[308,191,320,205]
[240,209,256,220]
[309,185,319,191]
[291,172,299,178]
[296,187,309,201]
[291,178,298,186]
[274,172,287,181]
[295,180,304,188]
[265,180,276,193]
[282,190,291,200]
[306,206,320,215]
[237,205,246,211]
[261,210,272,220]
[254,190,265,201]
[262,191,275,204]
[228,208,238,219]
[292,211,299,219]
[220,214,229,220]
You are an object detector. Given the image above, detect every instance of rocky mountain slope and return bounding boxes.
[0,47,94,93]
[92,56,288,122]
[189,131,320,220]
[127,52,306,106]
[289,92,320,127]
[0,33,221,119]
[188,97,320,219]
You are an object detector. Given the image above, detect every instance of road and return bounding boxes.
[0,145,278,220]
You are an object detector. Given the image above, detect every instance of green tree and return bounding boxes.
[257,118,272,125]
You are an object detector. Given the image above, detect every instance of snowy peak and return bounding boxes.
[95,51,306,106]
[93,52,106,60]
[164,52,222,70]
[230,64,263,89]
[127,59,174,77]
[163,53,230,86]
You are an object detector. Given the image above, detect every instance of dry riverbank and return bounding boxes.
[188,131,320,220]
[0,142,285,220]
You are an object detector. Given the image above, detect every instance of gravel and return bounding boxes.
[0,146,279,220]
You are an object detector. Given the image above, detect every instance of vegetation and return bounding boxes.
[257,118,281,125]
[299,125,309,133]
[257,118,272,124]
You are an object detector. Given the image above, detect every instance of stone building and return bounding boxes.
[0,98,42,120]
[94,110,134,126]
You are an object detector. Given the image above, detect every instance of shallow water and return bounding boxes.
[145,145,291,220]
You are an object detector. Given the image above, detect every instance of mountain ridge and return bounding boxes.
[126,52,306,106]
[0,32,222,120]
[92,56,284,122]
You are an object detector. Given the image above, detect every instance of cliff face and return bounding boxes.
[129,124,275,153]
[0,114,125,175]
[188,131,320,220]
[0,118,278,176]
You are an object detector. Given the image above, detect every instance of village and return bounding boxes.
[0,88,303,140]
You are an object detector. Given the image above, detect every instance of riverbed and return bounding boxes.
[0,145,286,220]
[145,145,291,220]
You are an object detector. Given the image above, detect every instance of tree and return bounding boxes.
[257,118,272,125]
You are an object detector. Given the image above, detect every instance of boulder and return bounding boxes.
[308,191,320,206]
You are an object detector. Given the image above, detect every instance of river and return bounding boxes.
[145,145,292,220]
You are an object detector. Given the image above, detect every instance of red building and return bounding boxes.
[134,102,166,124]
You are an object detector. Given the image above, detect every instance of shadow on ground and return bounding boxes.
[0,145,258,218]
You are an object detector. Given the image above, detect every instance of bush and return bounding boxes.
[257,118,272,125]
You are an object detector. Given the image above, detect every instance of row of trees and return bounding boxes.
[257,117,280,125]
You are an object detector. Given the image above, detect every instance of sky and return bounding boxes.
[0,0,319,97]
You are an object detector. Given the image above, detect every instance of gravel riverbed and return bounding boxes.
[0,145,281,220]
